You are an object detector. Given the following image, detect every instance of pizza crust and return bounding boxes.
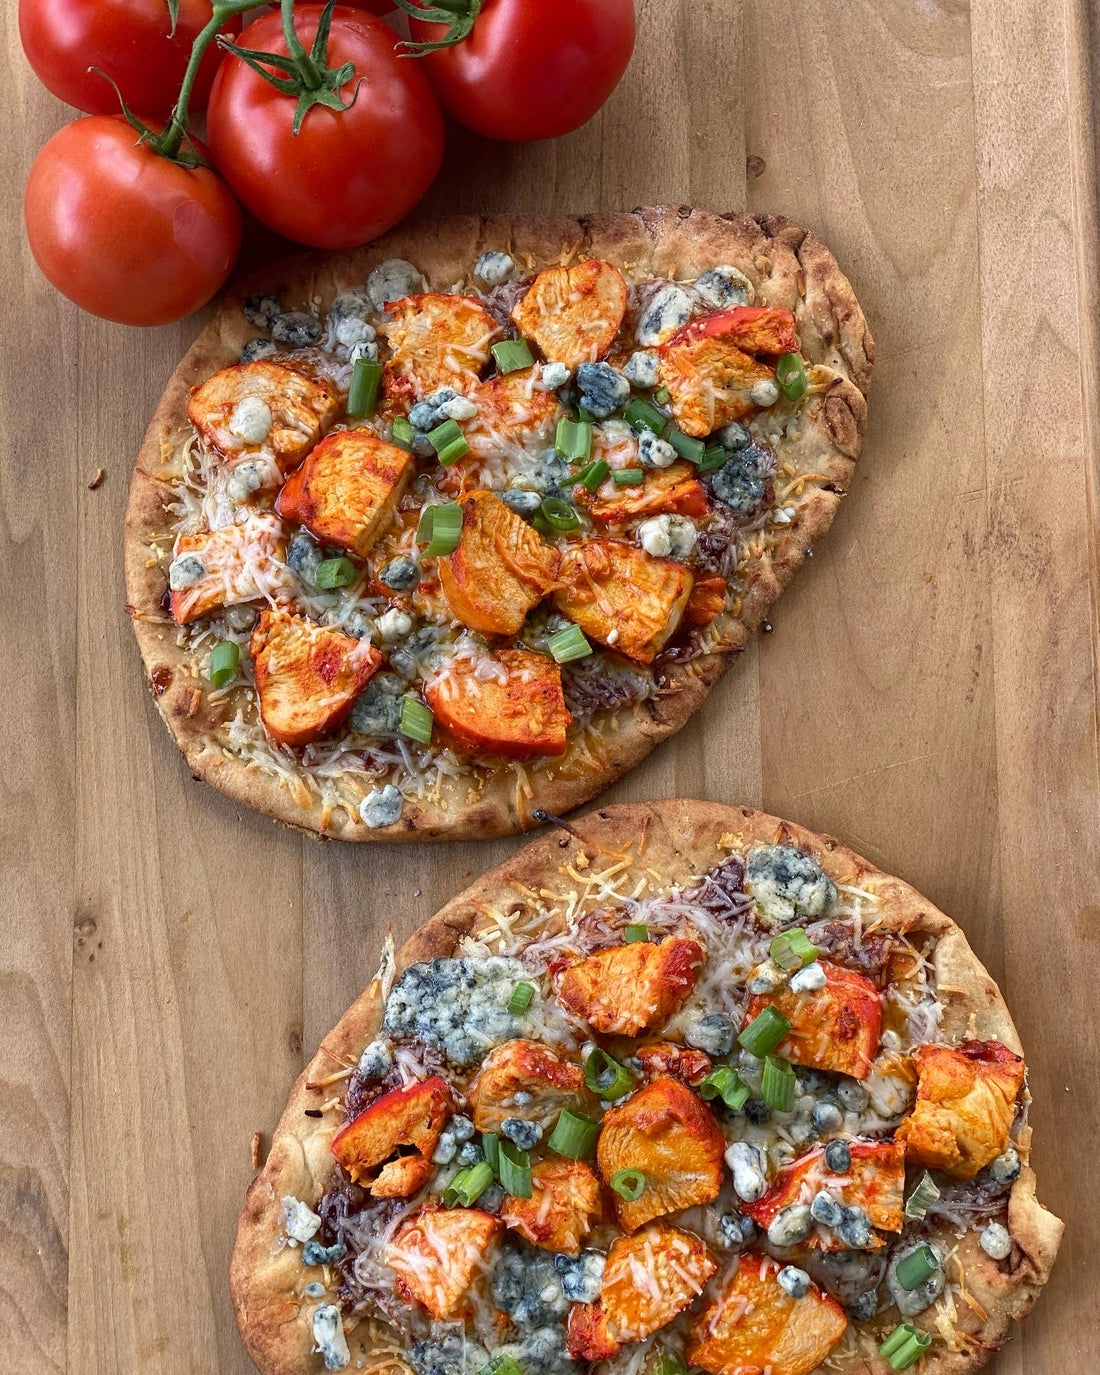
[126,208,872,841]
[228,800,1061,1374]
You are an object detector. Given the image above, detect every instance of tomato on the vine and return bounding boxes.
[402,0,635,142]
[24,116,242,326]
[18,0,238,119]
[206,5,443,249]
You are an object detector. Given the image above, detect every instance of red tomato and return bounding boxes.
[18,0,239,119]
[341,0,395,9]
[24,116,242,326]
[408,0,635,142]
[206,6,443,249]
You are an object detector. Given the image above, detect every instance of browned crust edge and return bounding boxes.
[125,207,874,842]
[227,800,1062,1374]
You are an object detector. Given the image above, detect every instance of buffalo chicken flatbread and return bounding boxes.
[126,209,872,840]
[229,801,1061,1374]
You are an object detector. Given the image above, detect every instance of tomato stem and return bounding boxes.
[280,0,323,89]
[392,0,483,55]
[155,0,258,161]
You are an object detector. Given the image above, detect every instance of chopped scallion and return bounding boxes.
[416,503,463,557]
[479,1358,525,1375]
[699,1066,751,1111]
[895,1244,940,1292]
[540,496,581,531]
[666,427,706,463]
[347,358,382,418]
[737,1005,792,1057]
[769,928,818,970]
[776,352,808,402]
[624,396,668,435]
[443,1161,494,1207]
[623,923,648,943]
[760,1054,796,1111]
[654,387,671,405]
[507,981,535,1015]
[610,1168,646,1201]
[547,623,592,664]
[316,556,357,590]
[547,1109,601,1160]
[208,640,240,688]
[399,696,433,745]
[583,1047,636,1100]
[498,1139,532,1199]
[612,468,644,486]
[427,417,469,466]
[904,1171,941,1222]
[654,1359,687,1375]
[699,444,726,472]
[482,1132,500,1176]
[390,416,413,449]
[491,339,535,374]
[555,417,593,462]
[879,1324,932,1371]
[574,459,610,493]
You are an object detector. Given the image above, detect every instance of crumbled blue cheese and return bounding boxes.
[359,784,403,829]
[382,956,529,1065]
[409,1334,490,1375]
[356,1037,394,1080]
[988,1145,1021,1184]
[168,554,204,591]
[303,1281,326,1298]
[636,284,694,345]
[685,1011,735,1056]
[777,1265,811,1298]
[637,428,677,469]
[725,1141,767,1202]
[228,395,273,445]
[623,350,660,389]
[243,293,282,330]
[751,378,781,408]
[271,311,321,347]
[376,608,412,642]
[979,1222,1012,1260]
[368,258,425,311]
[311,1304,351,1371]
[334,315,376,351]
[575,362,630,419]
[226,460,266,504]
[637,514,697,560]
[379,555,419,592]
[349,675,403,736]
[491,1243,569,1324]
[535,361,570,391]
[475,251,516,286]
[240,337,278,364]
[695,264,754,308]
[767,1204,813,1247]
[282,1196,322,1244]
[349,338,379,364]
[887,1242,945,1315]
[437,395,478,422]
[555,1250,605,1302]
[302,1240,347,1266]
[789,962,827,994]
[745,844,837,926]
[718,420,750,449]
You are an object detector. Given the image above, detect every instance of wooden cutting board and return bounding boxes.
[1,1,1096,1370]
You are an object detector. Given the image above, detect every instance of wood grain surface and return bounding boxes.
[1,1,1097,1371]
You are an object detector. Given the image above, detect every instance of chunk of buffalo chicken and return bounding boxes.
[276,431,413,557]
[896,1040,1025,1179]
[188,360,340,468]
[381,293,499,405]
[684,574,727,628]
[462,368,564,463]
[169,512,289,625]
[659,316,779,437]
[566,1223,717,1361]
[635,1041,713,1088]
[331,1077,454,1198]
[438,491,560,636]
[468,1039,597,1134]
[501,1158,603,1255]
[687,1255,847,1375]
[555,936,706,1036]
[553,538,694,664]
[250,608,381,747]
[578,460,708,526]
[511,258,628,369]
[597,1077,725,1231]
[742,1140,905,1249]
[385,1206,503,1320]
[745,959,882,1080]
[425,648,570,758]
[696,306,799,356]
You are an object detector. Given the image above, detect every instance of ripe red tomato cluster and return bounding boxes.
[19,0,635,326]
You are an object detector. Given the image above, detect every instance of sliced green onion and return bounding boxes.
[416,503,463,557]
[612,468,645,486]
[879,1324,932,1371]
[491,339,535,374]
[895,1244,940,1292]
[624,396,668,435]
[699,1066,751,1111]
[666,427,706,463]
[574,459,610,492]
[482,1132,500,1176]
[208,640,240,688]
[738,1005,792,1057]
[760,1054,796,1112]
[654,1359,686,1375]
[555,417,593,462]
[576,404,598,424]
[584,1047,636,1100]
[399,696,434,745]
[547,1109,601,1160]
[904,1171,941,1222]
[623,923,648,943]
[427,418,469,466]
[347,358,382,418]
[479,1358,524,1375]
[776,352,808,402]
[390,416,413,450]
[769,928,819,971]
[316,556,357,590]
[508,981,535,1015]
[531,512,553,536]
[699,444,727,472]
[443,1161,494,1207]
[540,496,581,531]
[610,1168,646,1201]
[654,387,671,405]
[498,1140,532,1199]
[547,624,592,664]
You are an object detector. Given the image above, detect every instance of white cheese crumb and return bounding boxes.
[751,379,780,408]
[475,251,516,286]
[281,1196,322,1244]
[437,396,478,422]
[376,608,413,642]
[228,395,273,445]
